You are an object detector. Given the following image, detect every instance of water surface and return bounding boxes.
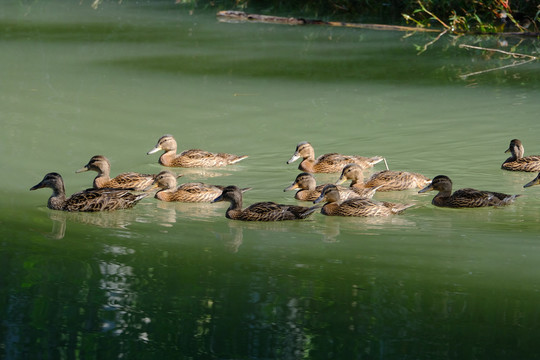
[1,1,540,359]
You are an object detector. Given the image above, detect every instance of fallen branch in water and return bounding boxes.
[458,44,538,78]
[217,11,441,33]
[459,44,539,59]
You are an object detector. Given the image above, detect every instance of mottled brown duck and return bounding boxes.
[147,134,248,167]
[337,163,431,192]
[501,139,540,172]
[313,184,413,217]
[212,185,318,221]
[286,141,384,173]
[30,172,148,212]
[283,172,377,201]
[147,170,250,203]
[418,175,520,208]
[76,155,156,191]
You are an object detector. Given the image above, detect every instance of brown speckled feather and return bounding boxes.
[77,155,155,191]
[213,185,318,221]
[284,172,376,201]
[418,175,520,208]
[501,139,540,172]
[287,141,383,173]
[30,172,147,212]
[314,184,413,217]
[337,164,431,192]
[147,134,248,167]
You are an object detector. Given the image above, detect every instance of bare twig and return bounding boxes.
[417,29,449,54]
[417,0,451,29]
[459,44,538,59]
[459,58,536,78]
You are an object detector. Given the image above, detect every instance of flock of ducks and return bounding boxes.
[30,135,540,221]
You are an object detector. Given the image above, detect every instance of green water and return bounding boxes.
[1,1,540,359]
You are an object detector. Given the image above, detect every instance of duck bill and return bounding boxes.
[313,193,325,204]
[241,187,252,193]
[212,194,224,203]
[143,182,159,192]
[504,147,511,154]
[283,183,299,192]
[75,165,89,173]
[523,175,540,188]
[418,183,434,194]
[286,153,300,164]
[335,175,347,185]
[147,146,162,155]
[30,181,45,191]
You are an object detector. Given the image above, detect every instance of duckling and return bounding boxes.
[146,170,250,203]
[524,173,540,188]
[283,172,377,201]
[502,139,540,172]
[30,172,147,212]
[336,164,431,192]
[212,185,318,221]
[314,184,413,217]
[286,141,384,173]
[418,175,520,208]
[147,134,248,167]
[76,155,156,191]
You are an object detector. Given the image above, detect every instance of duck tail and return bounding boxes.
[501,194,521,205]
[230,155,249,164]
[368,156,385,166]
[300,205,321,219]
[391,203,415,214]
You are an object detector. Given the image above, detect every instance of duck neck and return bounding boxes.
[155,189,173,201]
[159,150,178,166]
[299,159,316,173]
[48,183,67,210]
[93,164,111,188]
[225,196,243,219]
[351,180,366,189]
[512,144,524,160]
[321,202,340,215]
[432,189,451,206]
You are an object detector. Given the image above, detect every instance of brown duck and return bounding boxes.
[337,164,431,192]
[212,185,318,221]
[418,175,520,208]
[147,134,248,167]
[286,141,384,173]
[284,172,378,201]
[147,170,250,203]
[76,155,156,191]
[502,139,540,172]
[314,184,413,217]
[30,172,148,212]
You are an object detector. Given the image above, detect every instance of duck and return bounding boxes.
[313,184,414,217]
[524,173,540,188]
[418,175,520,208]
[286,141,384,173]
[501,139,540,172]
[30,172,148,212]
[76,155,156,191]
[147,134,248,167]
[146,170,250,203]
[212,185,319,221]
[336,163,432,192]
[283,172,378,201]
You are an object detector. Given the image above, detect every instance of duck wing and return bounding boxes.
[64,189,147,212]
[108,172,156,191]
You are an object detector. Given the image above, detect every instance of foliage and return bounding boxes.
[402,0,540,33]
